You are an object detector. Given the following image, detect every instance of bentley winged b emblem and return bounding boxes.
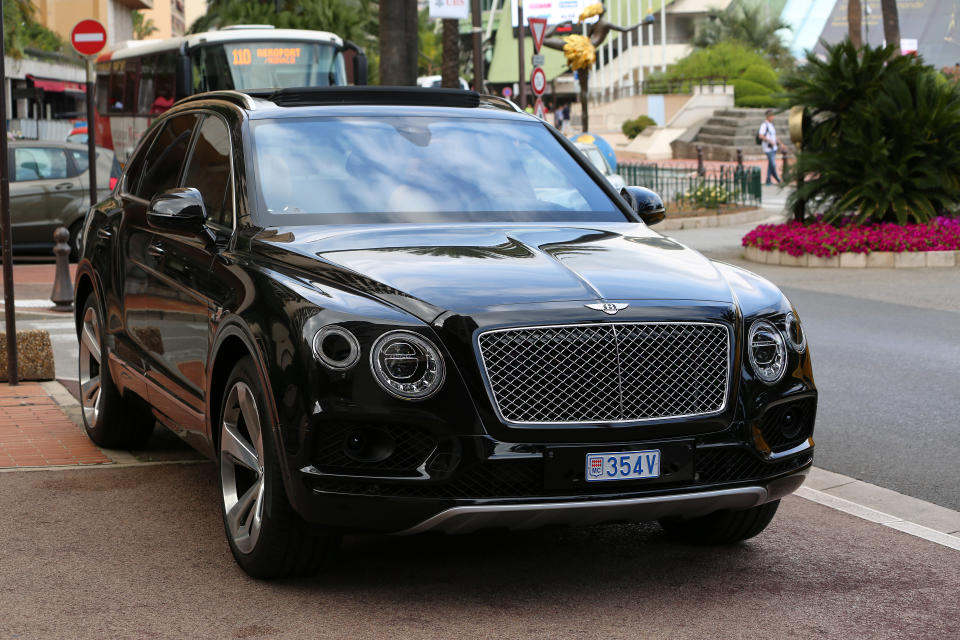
[585,302,629,315]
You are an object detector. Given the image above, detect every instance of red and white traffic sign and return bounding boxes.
[531,66,547,96]
[534,97,546,120]
[528,17,547,54]
[71,19,107,57]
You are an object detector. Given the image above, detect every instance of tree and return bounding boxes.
[133,11,158,40]
[782,41,960,224]
[3,0,66,58]
[440,19,459,88]
[881,0,900,53]
[693,1,792,69]
[190,0,377,45]
[379,0,418,85]
[848,0,862,48]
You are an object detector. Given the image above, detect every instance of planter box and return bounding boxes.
[894,252,926,268]
[807,255,840,268]
[925,251,956,267]
[839,252,867,268]
[866,252,896,268]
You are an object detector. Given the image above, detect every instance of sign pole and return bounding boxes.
[517,0,526,109]
[86,59,97,207]
[0,8,19,385]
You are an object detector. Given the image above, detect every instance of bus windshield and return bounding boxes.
[192,41,347,92]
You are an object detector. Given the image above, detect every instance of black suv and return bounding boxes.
[76,87,816,579]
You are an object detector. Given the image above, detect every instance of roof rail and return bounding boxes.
[173,90,257,110]
[251,86,483,109]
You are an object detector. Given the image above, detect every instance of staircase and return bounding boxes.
[673,108,795,162]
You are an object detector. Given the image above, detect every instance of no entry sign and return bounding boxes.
[71,20,107,57]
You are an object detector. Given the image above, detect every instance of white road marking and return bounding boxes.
[796,486,960,551]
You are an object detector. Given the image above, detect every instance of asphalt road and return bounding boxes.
[1,464,958,640]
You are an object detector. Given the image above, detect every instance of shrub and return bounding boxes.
[734,78,770,99]
[742,217,960,257]
[782,41,960,224]
[667,41,767,83]
[622,115,658,139]
[740,64,780,91]
[678,182,738,209]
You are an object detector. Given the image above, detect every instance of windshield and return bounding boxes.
[584,148,610,175]
[192,41,347,92]
[251,116,624,225]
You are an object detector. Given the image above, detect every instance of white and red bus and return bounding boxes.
[94,25,367,161]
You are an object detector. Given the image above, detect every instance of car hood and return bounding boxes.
[255,222,734,321]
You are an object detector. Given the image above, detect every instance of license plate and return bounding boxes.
[585,450,661,482]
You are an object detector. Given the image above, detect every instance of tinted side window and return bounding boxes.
[95,62,110,115]
[135,114,199,199]
[153,53,176,114]
[13,148,69,181]
[182,116,232,227]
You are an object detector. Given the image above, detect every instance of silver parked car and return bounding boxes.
[575,141,625,191]
[7,141,120,257]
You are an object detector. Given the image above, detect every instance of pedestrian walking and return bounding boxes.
[759,109,781,185]
[561,103,571,134]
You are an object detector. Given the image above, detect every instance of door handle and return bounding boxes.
[54,182,74,190]
[147,243,165,258]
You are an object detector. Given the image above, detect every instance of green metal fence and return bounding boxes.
[617,162,763,213]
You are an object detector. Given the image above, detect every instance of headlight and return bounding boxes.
[747,320,787,384]
[370,330,445,400]
[313,326,361,371]
[784,312,806,352]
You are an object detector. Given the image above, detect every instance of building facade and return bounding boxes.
[33,0,154,49]
[139,0,188,40]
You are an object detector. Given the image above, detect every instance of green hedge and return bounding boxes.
[740,64,781,91]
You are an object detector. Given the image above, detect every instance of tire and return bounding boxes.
[658,500,781,545]
[68,219,83,262]
[218,356,339,579]
[77,294,155,448]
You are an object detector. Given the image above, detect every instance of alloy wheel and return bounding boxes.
[220,381,266,554]
[78,305,102,428]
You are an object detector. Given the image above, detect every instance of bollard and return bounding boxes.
[781,148,789,177]
[696,145,705,177]
[736,149,744,171]
[50,226,73,312]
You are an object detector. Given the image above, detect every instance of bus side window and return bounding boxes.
[124,59,139,115]
[109,61,125,113]
[95,62,110,115]
[153,53,176,114]
[138,55,156,115]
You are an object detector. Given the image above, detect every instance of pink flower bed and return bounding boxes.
[742,217,960,257]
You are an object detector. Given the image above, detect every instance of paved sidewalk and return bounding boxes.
[0,382,109,468]
[0,261,77,312]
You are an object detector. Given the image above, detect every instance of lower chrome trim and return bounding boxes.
[397,470,808,535]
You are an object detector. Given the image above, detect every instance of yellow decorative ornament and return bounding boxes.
[562,34,596,71]
[578,2,604,23]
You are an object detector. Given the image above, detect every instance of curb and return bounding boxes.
[743,246,960,268]
[658,208,771,231]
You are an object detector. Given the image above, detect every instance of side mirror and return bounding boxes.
[620,186,666,226]
[344,40,368,86]
[147,187,206,234]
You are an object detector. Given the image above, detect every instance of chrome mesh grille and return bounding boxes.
[478,322,729,424]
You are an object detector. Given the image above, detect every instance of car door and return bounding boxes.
[9,146,74,247]
[120,112,209,434]
[153,112,236,444]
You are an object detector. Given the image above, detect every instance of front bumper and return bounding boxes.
[398,469,808,535]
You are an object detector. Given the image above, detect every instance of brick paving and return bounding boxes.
[0,382,109,468]
[0,261,77,308]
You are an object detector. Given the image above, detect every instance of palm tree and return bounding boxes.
[440,19,459,88]
[693,2,792,68]
[880,0,900,53]
[848,0,862,48]
[379,0,418,85]
[133,11,159,40]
